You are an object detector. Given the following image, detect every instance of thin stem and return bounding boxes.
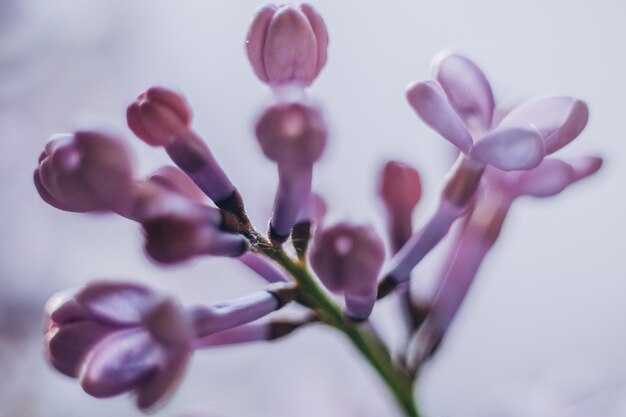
[253,237,421,417]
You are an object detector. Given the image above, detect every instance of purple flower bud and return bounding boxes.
[378,161,422,252]
[256,100,328,242]
[128,86,237,204]
[246,4,328,87]
[379,161,422,216]
[127,86,192,147]
[44,282,194,410]
[34,131,135,214]
[141,205,248,264]
[310,223,386,320]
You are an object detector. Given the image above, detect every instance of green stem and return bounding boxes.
[254,237,421,417]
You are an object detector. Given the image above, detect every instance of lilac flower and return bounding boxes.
[45,282,194,410]
[246,4,328,87]
[255,99,328,244]
[382,52,589,289]
[310,223,386,321]
[34,130,134,215]
[378,160,422,253]
[410,155,602,365]
[45,281,295,410]
[127,86,244,220]
[146,166,208,204]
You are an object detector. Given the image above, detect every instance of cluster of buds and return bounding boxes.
[34,3,602,416]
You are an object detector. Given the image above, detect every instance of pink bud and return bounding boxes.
[246,4,328,87]
[35,131,135,214]
[379,161,422,253]
[310,223,386,320]
[379,161,422,216]
[127,86,192,147]
[255,100,328,171]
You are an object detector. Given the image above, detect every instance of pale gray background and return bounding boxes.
[0,1,624,416]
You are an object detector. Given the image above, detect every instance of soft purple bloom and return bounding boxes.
[378,161,422,253]
[383,52,589,288]
[246,4,328,87]
[45,282,295,410]
[407,52,588,171]
[45,282,194,410]
[310,223,386,320]
[127,86,237,204]
[255,99,328,243]
[34,130,135,214]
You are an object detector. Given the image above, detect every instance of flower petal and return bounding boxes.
[432,52,495,133]
[515,158,575,198]
[80,329,160,398]
[498,96,588,154]
[470,127,544,171]
[245,5,276,83]
[406,80,473,153]
[135,345,191,411]
[76,281,158,326]
[569,155,603,182]
[46,321,115,377]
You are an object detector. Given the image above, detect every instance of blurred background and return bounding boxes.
[1,0,624,416]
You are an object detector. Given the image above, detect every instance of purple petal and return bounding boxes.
[46,288,85,325]
[514,158,575,198]
[263,6,318,86]
[406,80,473,153]
[145,86,192,126]
[142,297,193,347]
[300,4,328,77]
[76,281,158,326]
[245,5,276,83]
[80,329,160,398]
[470,127,544,171]
[498,96,589,154]
[432,52,495,133]
[569,155,603,182]
[134,345,191,410]
[46,321,115,377]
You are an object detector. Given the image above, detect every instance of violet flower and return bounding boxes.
[246,4,328,88]
[382,52,589,291]
[127,86,248,223]
[45,281,295,410]
[45,282,194,410]
[255,99,328,244]
[34,130,134,215]
[310,223,386,321]
[410,155,602,366]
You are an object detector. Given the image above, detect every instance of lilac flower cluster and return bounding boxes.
[35,3,601,417]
